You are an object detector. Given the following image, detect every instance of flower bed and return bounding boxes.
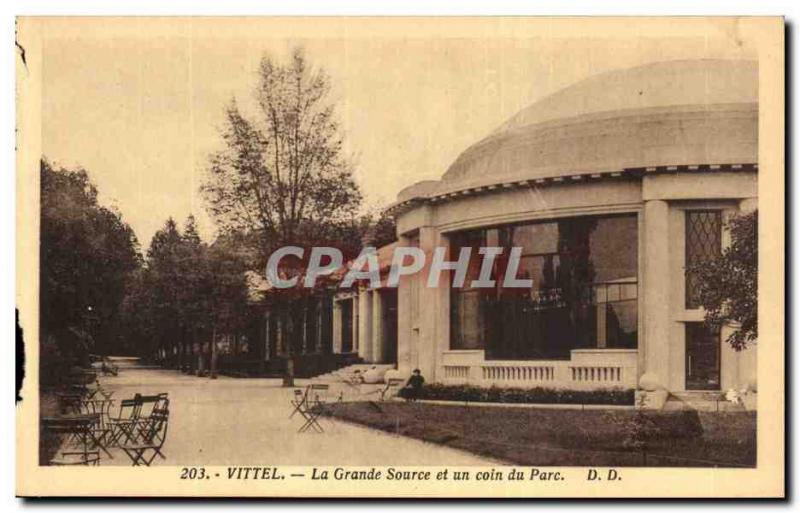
[399,383,635,405]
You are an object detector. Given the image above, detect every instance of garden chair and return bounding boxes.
[289,387,310,419]
[42,416,101,466]
[311,383,343,412]
[379,378,405,402]
[288,385,324,433]
[120,401,169,466]
[309,383,331,402]
[106,396,142,447]
[296,398,324,434]
[132,394,167,442]
[303,384,344,433]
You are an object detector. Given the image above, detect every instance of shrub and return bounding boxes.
[399,383,635,405]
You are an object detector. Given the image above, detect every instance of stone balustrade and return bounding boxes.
[439,349,638,390]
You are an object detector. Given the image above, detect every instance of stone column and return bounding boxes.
[332,300,342,354]
[353,294,360,354]
[415,226,440,380]
[358,288,373,362]
[396,236,413,375]
[372,290,384,363]
[641,199,671,391]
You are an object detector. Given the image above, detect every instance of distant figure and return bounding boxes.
[402,369,425,401]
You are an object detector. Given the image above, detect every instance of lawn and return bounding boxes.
[324,402,756,467]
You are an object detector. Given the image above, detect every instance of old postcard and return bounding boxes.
[15,16,784,498]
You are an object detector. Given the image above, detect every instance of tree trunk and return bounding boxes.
[196,350,204,376]
[283,357,295,387]
[210,325,218,379]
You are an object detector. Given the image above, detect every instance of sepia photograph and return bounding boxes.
[14,15,784,498]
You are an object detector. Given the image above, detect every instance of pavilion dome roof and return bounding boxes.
[399,59,758,203]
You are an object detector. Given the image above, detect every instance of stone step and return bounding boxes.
[664,391,745,412]
[670,391,724,402]
[311,363,396,383]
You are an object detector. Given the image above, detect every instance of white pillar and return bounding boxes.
[358,288,373,362]
[372,290,384,363]
[415,226,440,380]
[642,199,671,390]
[332,300,342,354]
[353,294,360,353]
[396,236,413,375]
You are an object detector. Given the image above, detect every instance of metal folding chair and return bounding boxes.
[131,394,164,442]
[301,384,342,433]
[309,384,335,409]
[297,401,324,433]
[107,397,142,447]
[380,378,406,401]
[121,401,169,466]
[289,387,309,419]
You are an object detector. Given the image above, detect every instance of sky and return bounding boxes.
[38,17,758,249]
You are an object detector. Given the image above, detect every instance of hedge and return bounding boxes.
[399,383,635,405]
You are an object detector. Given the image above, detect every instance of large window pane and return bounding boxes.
[685,210,722,308]
[450,290,485,349]
[449,214,638,358]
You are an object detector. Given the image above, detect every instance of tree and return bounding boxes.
[362,210,398,249]
[136,216,251,375]
[204,238,250,378]
[40,158,141,367]
[201,47,363,260]
[135,219,180,364]
[201,48,367,383]
[690,210,758,350]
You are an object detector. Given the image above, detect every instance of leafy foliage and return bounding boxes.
[690,210,758,350]
[201,48,365,262]
[133,217,250,365]
[40,159,141,363]
[199,48,384,375]
[362,210,398,249]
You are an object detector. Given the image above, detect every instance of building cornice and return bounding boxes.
[385,163,757,218]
